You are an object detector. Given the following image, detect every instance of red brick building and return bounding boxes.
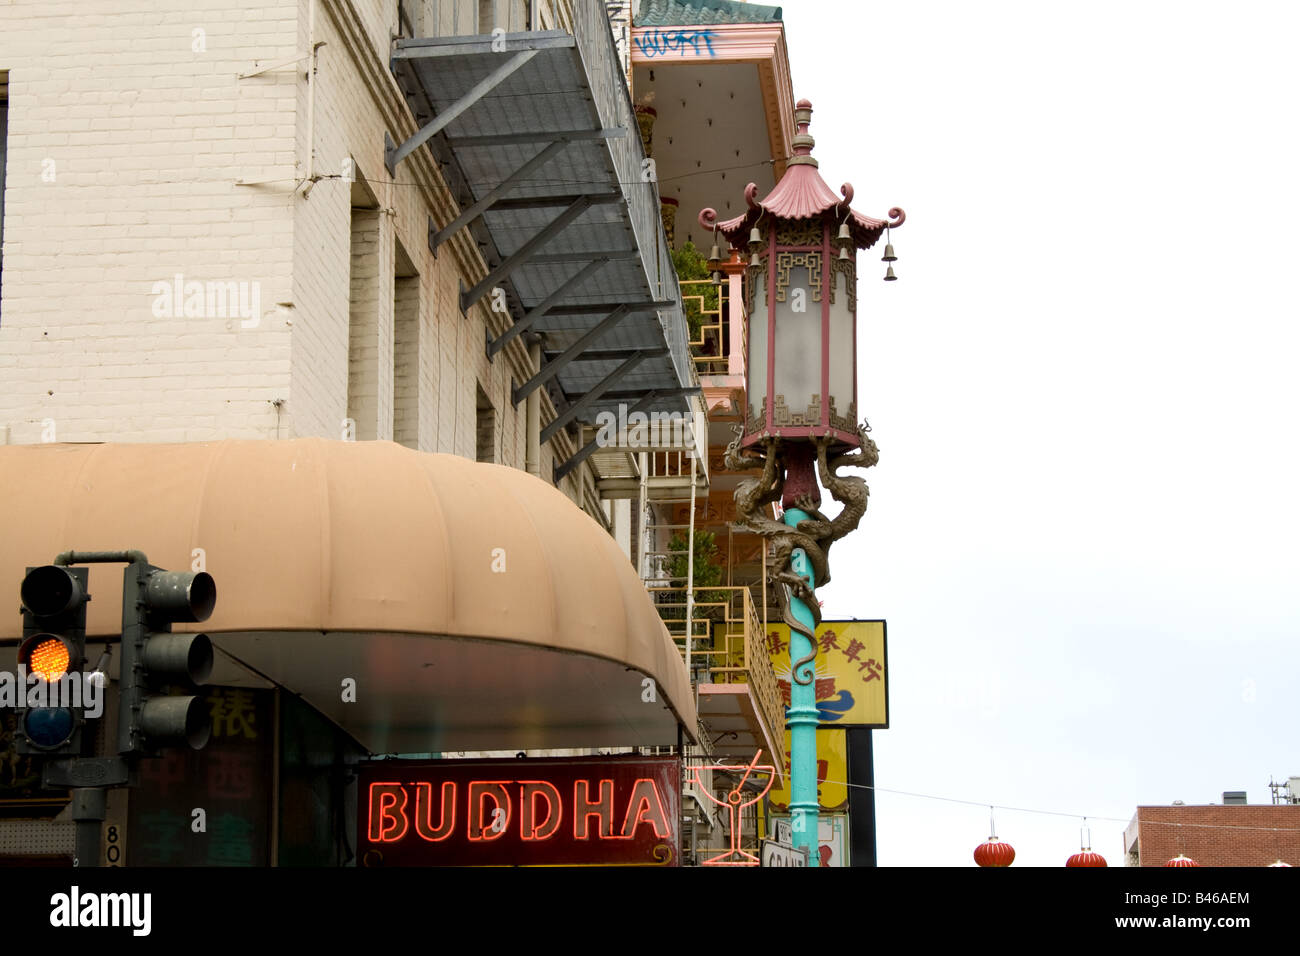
[1124,803,1300,867]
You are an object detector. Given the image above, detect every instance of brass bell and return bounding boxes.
[749,252,761,267]
[883,264,897,281]
[711,270,723,286]
[836,222,852,243]
[707,243,722,271]
[881,243,897,262]
[748,226,763,250]
[838,245,850,261]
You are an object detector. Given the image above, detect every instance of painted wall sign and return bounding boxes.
[765,620,888,727]
[358,755,681,867]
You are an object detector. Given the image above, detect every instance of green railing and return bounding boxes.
[679,277,730,376]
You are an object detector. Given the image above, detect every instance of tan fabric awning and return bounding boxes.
[0,439,697,752]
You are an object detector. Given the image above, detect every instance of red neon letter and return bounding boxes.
[519,781,562,841]
[414,781,456,842]
[467,781,512,841]
[367,783,408,843]
[574,779,614,840]
[620,778,671,839]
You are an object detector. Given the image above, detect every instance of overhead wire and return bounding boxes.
[683,762,1300,833]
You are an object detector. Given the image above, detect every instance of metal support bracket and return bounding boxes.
[385,48,539,176]
[460,193,620,313]
[486,258,611,359]
[43,757,131,789]
[238,51,312,79]
[539,349,664,444]
[512,305,631,405]
[430,139,570,252]
[553,391,661,483]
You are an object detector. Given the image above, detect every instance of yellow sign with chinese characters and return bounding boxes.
[766,727,849,812]
[764,620,888,727]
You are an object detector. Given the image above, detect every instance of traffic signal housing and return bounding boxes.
[15,565,90,754]
[119,564,216,756]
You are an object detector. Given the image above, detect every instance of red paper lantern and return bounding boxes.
[1066,849,1107,867]
[974,837,1015,867]
[1165,854,1200,867]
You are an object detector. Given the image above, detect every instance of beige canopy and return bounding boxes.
[0,439,697,753]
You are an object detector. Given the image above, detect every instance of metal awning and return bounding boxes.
[388,18,699,480]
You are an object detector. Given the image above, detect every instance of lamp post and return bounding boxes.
[701,99,903,866]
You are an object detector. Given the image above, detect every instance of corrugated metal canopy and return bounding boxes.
[390,30,697,438]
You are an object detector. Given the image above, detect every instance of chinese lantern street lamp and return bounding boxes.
[702,100,904,866]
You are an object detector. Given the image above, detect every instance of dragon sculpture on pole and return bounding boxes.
[724,421,879,684]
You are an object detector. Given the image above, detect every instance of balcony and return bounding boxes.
[681,276,728,377]
[648,584,785,779]
[387,0,701,482]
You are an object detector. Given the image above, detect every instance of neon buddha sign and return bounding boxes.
[358,756,681,866]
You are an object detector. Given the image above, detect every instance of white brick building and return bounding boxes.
[0,0,697,528]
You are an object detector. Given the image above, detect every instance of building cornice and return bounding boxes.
[630,22,794,177]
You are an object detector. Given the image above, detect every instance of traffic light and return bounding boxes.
[15,565,90,754]
[118,564,216,756]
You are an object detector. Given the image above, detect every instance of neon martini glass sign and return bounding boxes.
[689,750,776,866]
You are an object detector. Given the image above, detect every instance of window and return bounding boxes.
[393,241,420,449]
[476,384,496,463]
[347,174,381,440]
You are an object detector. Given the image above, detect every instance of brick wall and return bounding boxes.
[0,0,299,444]
[0,0,597,508]
[1136,805,1300,866]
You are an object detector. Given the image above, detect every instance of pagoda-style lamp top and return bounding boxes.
[699,100,904,452]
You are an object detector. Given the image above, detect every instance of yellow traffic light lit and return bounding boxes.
[25,636,71,682]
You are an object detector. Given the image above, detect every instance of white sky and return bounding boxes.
[782,0,1300,865]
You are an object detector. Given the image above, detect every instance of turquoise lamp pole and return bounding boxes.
[702,99,902,868]
[781,444,823,861]
[785,531,819,859]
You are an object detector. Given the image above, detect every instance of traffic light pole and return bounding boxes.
[70,787,107,868]
[53,550,150,569]
[26,550,215,866]
[45,552,148,867]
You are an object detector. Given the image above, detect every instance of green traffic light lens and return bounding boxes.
[23,707,75,749]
